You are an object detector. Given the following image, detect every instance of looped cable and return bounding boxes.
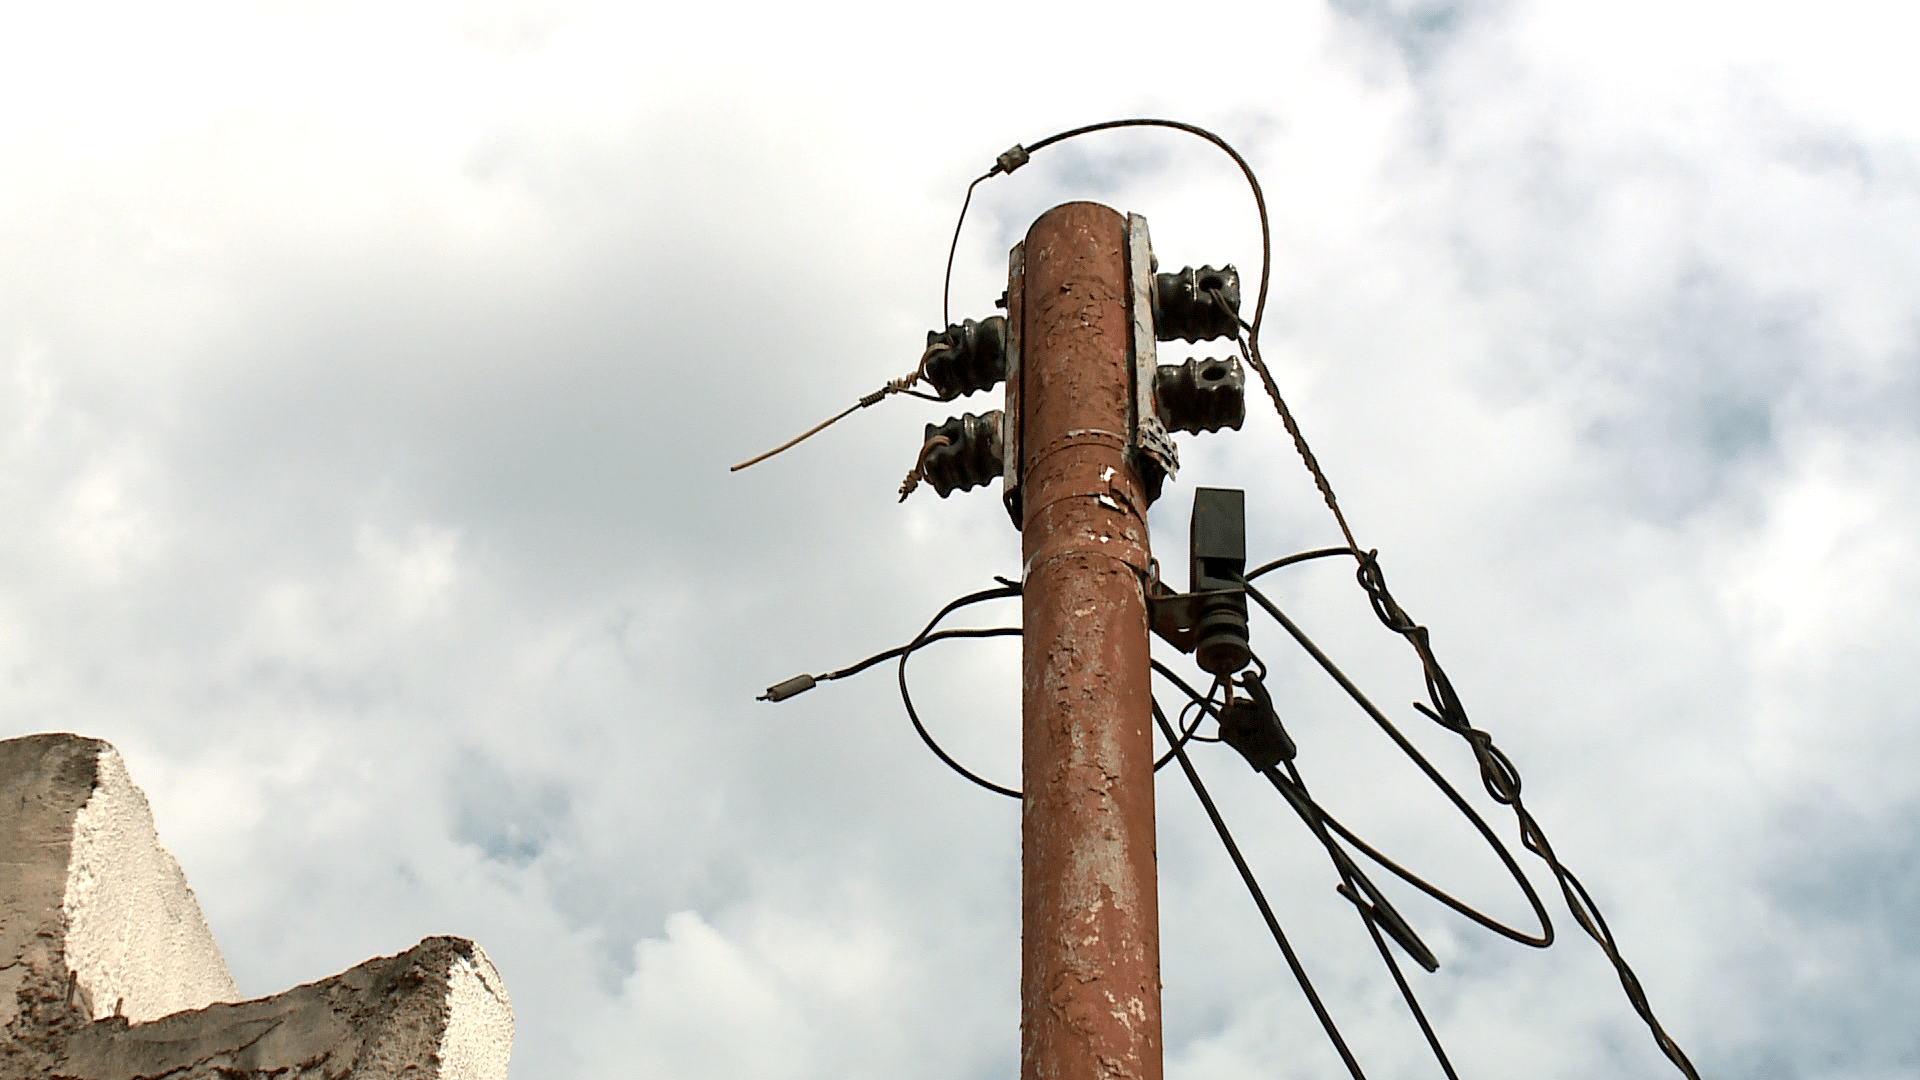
[1289,559,1704,1080]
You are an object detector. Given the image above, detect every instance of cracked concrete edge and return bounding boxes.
[0,734,513,1079]
[442,945,513,1080]
[51,935,512,1080]
[63,744,239,1023]
[0,733,236,1030]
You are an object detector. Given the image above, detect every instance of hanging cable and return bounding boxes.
[764,580,1208,798]
[1241,577,1701,1080]
[1267,756,1460,1080]
[891,582,1024,797]
[943,171,996,331]
[1154,658,1550,947]
[1150,697,1371,1080]
[1154,655,1459,1075]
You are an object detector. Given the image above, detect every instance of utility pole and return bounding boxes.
[757,123,1702,1080]
[1012,202,1162,1080]
[755,184,1247,1079]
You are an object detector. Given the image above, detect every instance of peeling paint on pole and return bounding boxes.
[1018,202,1162,1080]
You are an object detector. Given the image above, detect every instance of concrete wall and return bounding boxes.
[0,733,512,1080]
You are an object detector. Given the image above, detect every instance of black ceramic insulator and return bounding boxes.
[1156,356,1247,435]
[1153,265,1242,343]
[922,316,1009,400]
[1195,603,1252,676]
[921,411,1004,497]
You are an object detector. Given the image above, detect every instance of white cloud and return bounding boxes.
[2,0,1915,1076]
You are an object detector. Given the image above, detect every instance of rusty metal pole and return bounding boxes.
[1016,202,1162,1080]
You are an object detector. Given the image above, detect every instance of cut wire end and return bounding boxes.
[729,363,929,473]
[758,674,817,702]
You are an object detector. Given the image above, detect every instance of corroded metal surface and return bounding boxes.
[1019,202,1162,1080]
[1003,242,1026,527]
[1126,214,1177,495]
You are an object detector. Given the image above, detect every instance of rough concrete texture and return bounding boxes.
[440,951,514,1080]
[1,733,235,1031]
[51,936,510,1080]
[64,744,241,1023]
[1,733,513,1079]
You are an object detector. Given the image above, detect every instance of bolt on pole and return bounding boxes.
[1014,202,1163,1080]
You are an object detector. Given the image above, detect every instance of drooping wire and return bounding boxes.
[1241,576,1701,1080]
[1154,660,1473,1080]
[1266,757,1460,1080]
[876,582,1025,798]
[943,171,996,332]
[1149,696,1371,1080]
[1153,656,1551,947]
[765,580,1207,798]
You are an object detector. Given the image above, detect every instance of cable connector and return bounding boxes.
[758,674,817,702]
[1218,673,1295,770]
[994,144,1030,175]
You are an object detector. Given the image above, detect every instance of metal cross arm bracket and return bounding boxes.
[1147,581,1241,654]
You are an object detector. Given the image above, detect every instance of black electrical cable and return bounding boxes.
[1267,757,1460,1080]
[898,628,1024,800]
[884,583,1025,797]
[1149,697,1371,1080]
[1345,556,1703,1079]
[771,580,1208,798]
[1242,577,1702,1080]
[1177,685,1224,744]
[953,118,1274,342]
[943,171,995,332]
[1247,546,1362,581]
[1153,657,1464,1078]
[1234,559,1558,944]
[1154,658,1551,947]
[899,628,1211,799]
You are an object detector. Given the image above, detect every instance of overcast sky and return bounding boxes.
[4,1,1917,1077]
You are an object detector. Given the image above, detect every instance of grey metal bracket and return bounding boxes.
[1001,241,1026,529]
[1126,214,1178,504]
